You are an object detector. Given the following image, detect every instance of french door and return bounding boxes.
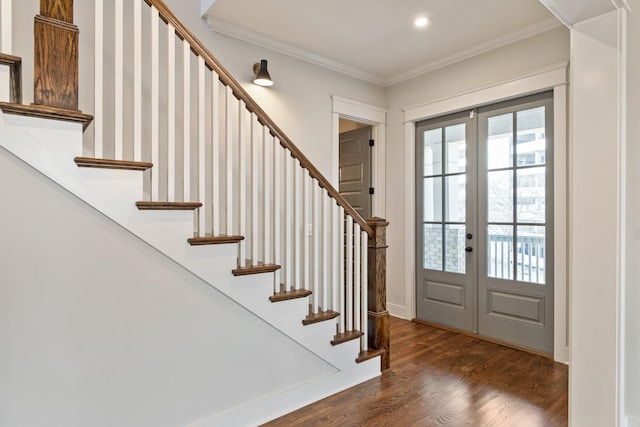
[416,92,554,354]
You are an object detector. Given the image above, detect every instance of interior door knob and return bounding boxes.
[465,246,473,253]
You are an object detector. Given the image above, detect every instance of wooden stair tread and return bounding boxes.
[269,287,312,302]
[135,201,202,210]
[0,53,21,66]
[356,348,386,364]
[75,157,153,171]
[302,310,340,325]
[331,330,364,346]
[188,235,244,245]
[232,262,281,276]
[0,102,93,130]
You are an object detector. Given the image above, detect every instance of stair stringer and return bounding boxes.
[0,110,380,424]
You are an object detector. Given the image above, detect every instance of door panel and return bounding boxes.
[416,112,476,332]
[339,127,372,218]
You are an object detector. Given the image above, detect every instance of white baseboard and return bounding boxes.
[388,302,412,320]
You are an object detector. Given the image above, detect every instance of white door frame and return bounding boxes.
[332,95,387,219]
[402,62,569,363]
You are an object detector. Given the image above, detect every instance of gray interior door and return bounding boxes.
[416,92,554,354]
[416,112,476,332]
[339,127,372,219]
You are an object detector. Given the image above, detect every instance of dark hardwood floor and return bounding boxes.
[263,316,568,427]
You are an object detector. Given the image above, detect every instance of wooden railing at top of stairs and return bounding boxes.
[3,0,390,369]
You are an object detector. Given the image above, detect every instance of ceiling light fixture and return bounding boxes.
[253,59,273,87]
[414,17,428,28]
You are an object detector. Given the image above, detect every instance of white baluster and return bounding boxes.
[133,0,142,163]
[284,151,294,288]
[303,173,311,300]
[294,164,302,290]
[251,115,259,264]
[263,126,272,264]
[150,6,159,200]
[211,72,220,235]
[114,0,123,160]
[225,86,234,234]
[361,230,369,351]
[322,191,330,311]
[94,0,103,159]
[183,40,191,202]
[354,223,361,332]
[346,216,354,331]
[167,24,176,201]
[197,57,206,236]
[238,102,248,268]
[338,206,345,333]
[312,182,321,310]
[1,0,12,54]
[332,202,339,314]
[273,138,282,293]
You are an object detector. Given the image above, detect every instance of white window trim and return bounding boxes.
[402,61,569,363]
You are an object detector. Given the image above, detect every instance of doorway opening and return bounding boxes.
[339,118,373,219]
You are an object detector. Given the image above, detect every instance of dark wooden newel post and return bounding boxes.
[367,217,390,371]
[34,0,79,110]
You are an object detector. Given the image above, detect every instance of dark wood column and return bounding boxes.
[34,0,79,110]
[367,217,390,370]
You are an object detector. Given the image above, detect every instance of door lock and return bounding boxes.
[466,233,473,240]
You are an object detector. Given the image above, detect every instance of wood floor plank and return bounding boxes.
[263,316,568,427]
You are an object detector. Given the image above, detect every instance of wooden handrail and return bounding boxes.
[143,0,373,236]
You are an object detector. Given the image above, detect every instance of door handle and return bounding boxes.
[465,246,473,253]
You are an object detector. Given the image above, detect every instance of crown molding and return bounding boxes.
[387,17,563,86]
[203,14,562,88]
[204,16,387,86]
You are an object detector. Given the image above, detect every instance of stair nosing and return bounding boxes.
[269,288,312,303]
[331,330,364,346]
[135,201,202,210]
[356,348,386,364]
[188,235,245,245]
[0,102,93,130]
[232,263,281,276]
[75,157,153,171]
[302,310,340,325]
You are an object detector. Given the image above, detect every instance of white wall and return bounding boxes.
[0,147,335,427]
[164,0,386,183]
[569,10,624,426]
[626,4,640,426]
[383,26,570,320]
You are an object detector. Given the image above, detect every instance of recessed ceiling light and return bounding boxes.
[415,17,428,28]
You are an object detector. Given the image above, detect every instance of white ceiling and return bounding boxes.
[202,0,562,86]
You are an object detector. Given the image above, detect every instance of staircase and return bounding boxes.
[0,0,389,425]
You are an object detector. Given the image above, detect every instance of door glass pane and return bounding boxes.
[517,167,545,223]
[424,224,443,270]
[423,129,442,176]
[517,107,546,167]
[446,124,466,174]
[517,226,545,284]
[445,175,466,222]
[487,224,513,280]
[445,224,466,274]
[487,170,513,223]
[423,177,442,222]
[487,113,513,170]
